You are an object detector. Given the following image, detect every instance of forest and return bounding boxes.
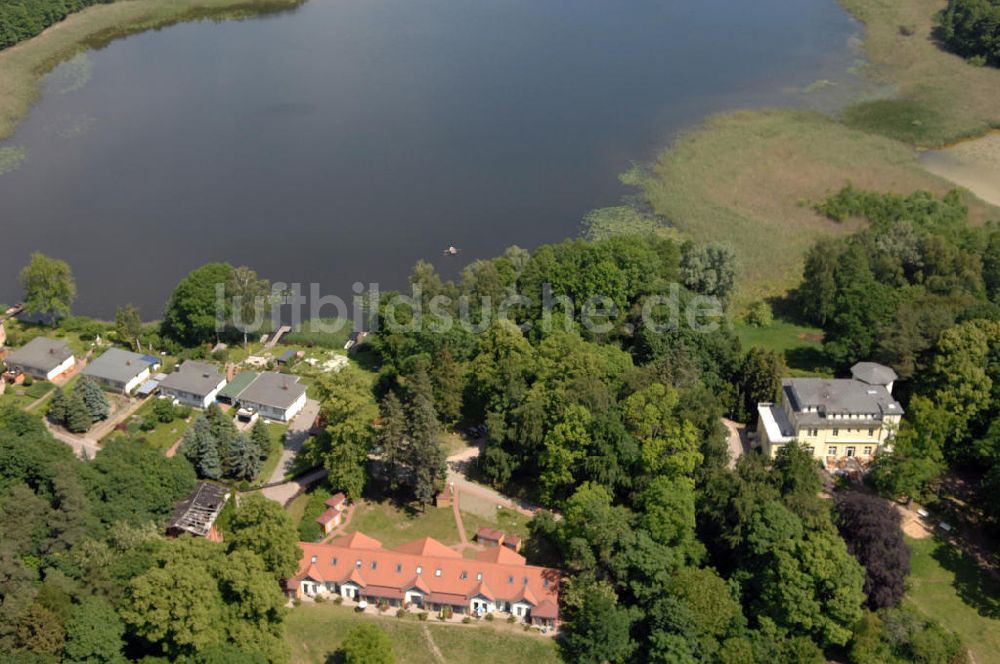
[939,0,1000,67]
[0,0,112,50]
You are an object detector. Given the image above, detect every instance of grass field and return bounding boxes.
[839,0,1000,147]
[905,537,1000,664]
[345,500,463,548]
[733,318,832,376]
[256,420,290,484]
[285,603,561,664]
[0,379,55,409]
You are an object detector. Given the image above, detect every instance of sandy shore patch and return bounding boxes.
[920,132,1000,208]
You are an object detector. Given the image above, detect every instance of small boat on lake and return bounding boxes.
[443,246,459,256]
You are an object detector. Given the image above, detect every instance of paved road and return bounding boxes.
[259,467,327,505]
[267,398,321,484]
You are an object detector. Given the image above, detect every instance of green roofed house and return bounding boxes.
[217,371,257,405]
[4,337,75,380]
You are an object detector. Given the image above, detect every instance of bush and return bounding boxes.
[462,616,471,624]
[334,595,344,605]
[174,405,193,420]
[140,418,157,432]
[22,374,33,387]
[744,301,773,328]
[314,594,327,603]
[940,0,1000,67]
[485,613,494,622]
[292,598,301,607]
[507,615,516,624]
[153,398,176,423]
[396,608,406,619]
[417,612,428,621]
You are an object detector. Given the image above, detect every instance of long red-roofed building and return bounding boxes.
[287,532,560,628]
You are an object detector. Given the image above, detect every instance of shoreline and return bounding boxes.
[0,0,304,145]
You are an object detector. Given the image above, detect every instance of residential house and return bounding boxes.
[756,361,903,462]
[288,533,560,629]
[82,348,157,394]
[158,361,227,408]
[232,371,307,422]
[3,337,75,380]
[315,493,348,535]
[166,482,230,541]
[216,370,257,405]
[435,483,454,509]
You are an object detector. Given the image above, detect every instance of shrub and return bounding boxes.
[174,405,193,420]
[334,595,344,605]
[485,613,494,622]
[378,600,388,613]
[396,608,406,619]
[140,418,157,432]
[153,398,176,423]
[417,612,428,621]
[292,598,301,607]
[462,616,471,624]
[507,615,516,624]
[22,374,33,387]
[744,301,773,328]
[314,594,326,603]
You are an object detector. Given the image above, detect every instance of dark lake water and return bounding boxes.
[0,0,861,318]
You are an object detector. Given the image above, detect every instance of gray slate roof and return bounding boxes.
[237,371,305,410]
[159,361,225,396]
[784,377,903,425]
[82,348,154,383]
[168,482,229,537]
[6,337,73,372]
[850,362,898,386]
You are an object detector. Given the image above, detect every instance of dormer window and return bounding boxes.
[356,559,362,568]
[310,555,317,563]
[396,564,402,573]
[507,575,514,584]
[460,571,468,580]
[371,561,378,570]
[435,568,442,577]
[523,577,529,586]
[544,579,550,588]
[332,557,338,566]
[476,572,483,581]
[416,566,423,574]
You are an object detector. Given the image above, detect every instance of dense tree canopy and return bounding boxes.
[18,252,77,321]
[940,0,1000,67]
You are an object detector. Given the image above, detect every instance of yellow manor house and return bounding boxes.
[755,362,903,464]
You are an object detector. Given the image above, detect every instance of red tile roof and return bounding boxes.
[393,537,462,559]
[316,509,339,526]
[476,546,526,566]
[325,493,346,509]
[294,535,559,616]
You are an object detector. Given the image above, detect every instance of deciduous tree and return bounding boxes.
[19,252,76,321]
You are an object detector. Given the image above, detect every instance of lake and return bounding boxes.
[0,0,861,318]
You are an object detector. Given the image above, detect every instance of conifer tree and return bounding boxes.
[377,391,409,492]
[249,419,271,458]
[76,378,109,422]
[48,388,69,425]
[228,433,261,481]
[430,346,464,423]
[406,369,445,508]
[65,391,92,433]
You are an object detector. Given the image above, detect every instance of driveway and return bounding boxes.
[258,467,327,506]
[722,418,749,469]
[445,439,537,518]
[266,398,321,484]
[46,421,101,459]
[46,394,148,460]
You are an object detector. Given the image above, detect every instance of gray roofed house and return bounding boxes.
[158,361,227,409]
[82,348,156,393]
[756,361,904,464]
[236,371,307,422]
[4,337,75,380]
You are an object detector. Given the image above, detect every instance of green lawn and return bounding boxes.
[460,507,532,545]
[905,537,1000,664]
[285,603,561,664]
[103,398,191,451]
[0,379,54,410]
[256,421,289,484]
[345,500,463,548]
[733,318,832,377]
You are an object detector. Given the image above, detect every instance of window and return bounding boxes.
[868,428,875,436]
[809,428,818,437]
[543,579,550,588]
[476,572,483,581]
[460,571,468,580]
[355,560,362,569]
[507,575,514,584]
[371,561,378,570]
[827,446,837,456]
[416,566,423,574]
[832,429,839,436]
[332,557,338,566]
[846,447,855,457]
[435,568,442,577]
[395,564,402,573]
[806,446,815,456]
[523,577,529,586]
[863,446,873,456]
[310,555,317,563]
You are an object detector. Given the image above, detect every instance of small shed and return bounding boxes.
[276,349,298,366]
[167,482,230,539]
